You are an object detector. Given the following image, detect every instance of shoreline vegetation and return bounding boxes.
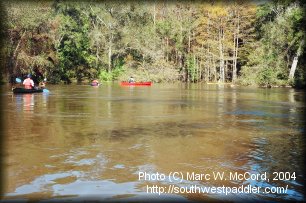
[1,1,305,88]
[44,79,294,89]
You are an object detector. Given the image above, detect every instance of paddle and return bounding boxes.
[15,78,22,83]
[43,89,49,93]
[15,77,50,93]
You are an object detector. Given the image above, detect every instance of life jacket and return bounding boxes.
[23,78,34,89]
[91,80,99,86]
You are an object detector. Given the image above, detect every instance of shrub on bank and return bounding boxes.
[118,60,179,83]
[238,65,292,87]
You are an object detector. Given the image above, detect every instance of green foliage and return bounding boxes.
[292,61,306,88]
[237,66,258,86]
[239,1,305,87]
[257,67,277,86]
[99,70,112,81]
[4,1,52,30]
[118,59,178,83]
[55,2,98,82]
[3,1,54,81]
[2,1,305,86]
[99,59,125,81]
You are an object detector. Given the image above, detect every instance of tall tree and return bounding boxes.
[3,1,53,81]
[241,1,305,86]
[54,1,96,82]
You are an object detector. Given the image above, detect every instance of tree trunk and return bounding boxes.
[225,60,228,82]
[219,28,225,83]
[233,31,237,83]
[166,37,169,62]
[199,58,202,81]
[108,34,112,73]
[289,39,304,80]
[96,46,99,68]
[153,2,156,51]
[289,56,298,79]
[153,3,156,26]
[232,11,240,84]
[207,56,210,82]
[193,54,196,82]
[188,34,191,53]
[13,30,27,73]
[197,57,200,82]
[213,54,217,82]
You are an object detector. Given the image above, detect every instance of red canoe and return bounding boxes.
[120,82,152,86]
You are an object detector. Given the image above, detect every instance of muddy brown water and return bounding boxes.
[1,83,305,202]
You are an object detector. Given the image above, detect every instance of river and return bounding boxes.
[1,83,305,202]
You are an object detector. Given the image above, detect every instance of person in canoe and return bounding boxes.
[39,78,47,88]
[128,76,135,83]
[23,74,35,89]
[91,79,100,86]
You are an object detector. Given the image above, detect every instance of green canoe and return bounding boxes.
[13,87,44,94]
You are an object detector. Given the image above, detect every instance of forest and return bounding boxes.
[0,0,305,87]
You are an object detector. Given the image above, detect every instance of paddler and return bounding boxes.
[39,78,47,88]
[128,76,135,83]
[91,79,99,86]
[23,74,35,89]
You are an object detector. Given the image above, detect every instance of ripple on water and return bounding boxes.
[228,109,291,118]
[113,164,125,169]
[5,171,84,196]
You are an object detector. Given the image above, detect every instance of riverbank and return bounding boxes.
[1,79,298,89]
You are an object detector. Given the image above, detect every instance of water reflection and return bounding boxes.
[1,84,305,202]
[14,94,34,112]
[13,92,49,113]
